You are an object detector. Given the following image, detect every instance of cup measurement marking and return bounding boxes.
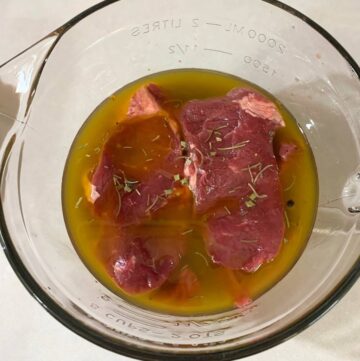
[168,43,198,55]
[86,299,256,339]
[102,312,232,339]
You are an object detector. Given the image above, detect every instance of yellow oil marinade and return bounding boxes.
[62,69,318,315]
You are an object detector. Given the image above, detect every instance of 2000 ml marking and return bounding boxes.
[223,23,286,55]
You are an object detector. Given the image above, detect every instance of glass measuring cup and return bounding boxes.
[0,0,359,360]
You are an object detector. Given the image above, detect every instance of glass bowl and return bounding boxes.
[0,0,359,360]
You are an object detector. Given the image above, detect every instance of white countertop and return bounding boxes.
[0,1,359,360]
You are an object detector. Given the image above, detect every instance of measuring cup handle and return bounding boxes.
[0,32,59,145]
[0,1,119,149]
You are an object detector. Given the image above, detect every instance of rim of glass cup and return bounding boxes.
[0,0,359,360]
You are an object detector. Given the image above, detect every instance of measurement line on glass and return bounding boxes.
[205,22,222,27]
[203,48,233,55]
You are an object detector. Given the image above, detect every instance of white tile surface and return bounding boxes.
[0,1,359,360]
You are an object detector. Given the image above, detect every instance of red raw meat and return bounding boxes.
[168,266,200,301]
[180,88,285,272]
[110,227,183,294]
[91,156,181,225]
[90,86,183,225]
[89,85,185,293]
[127,84,162,118]
[234,295,253,310]
[279,142,298,162]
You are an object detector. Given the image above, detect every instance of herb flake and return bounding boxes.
[145,196,159,213]
[254,164,273,184]
[248,183,267,199]
[181,141,188,150]
[124,184,132,193]
[185,158,192,167]
[78,143,88,150]
[112,176,123,216]
[125,179,139,184]
[249,193,257,201]
[245,200,256,208]
[284,211,290,228]
[214,124,229,131]
[194,252,209,266]
[224,206,231,215]
[284,175,296,191]
[205,129,215,142]
[181,229,193,235]
[218,140,250,151]
[75,197,83,209]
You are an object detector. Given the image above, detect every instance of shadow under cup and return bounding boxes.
[0,0,359,360]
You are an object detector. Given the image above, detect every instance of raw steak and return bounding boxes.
[110,226,184,294]
[88,85,185,293]
[180,88,285,272]
[89,85,183,225]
